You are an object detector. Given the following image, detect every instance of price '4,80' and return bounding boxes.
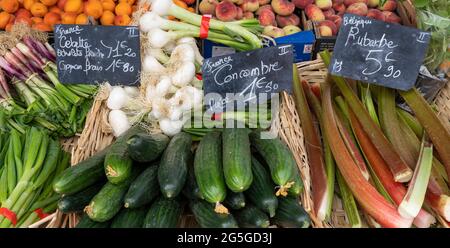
[362,50,401,79]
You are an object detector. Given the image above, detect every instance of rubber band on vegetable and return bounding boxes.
[34,208,50,220]
[199,15,212,39]
[0,207,17,226]
[195,74,202,80]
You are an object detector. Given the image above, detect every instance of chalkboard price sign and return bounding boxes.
[202,45,293,111]
[329,14,430,91]
[55,24,141,86]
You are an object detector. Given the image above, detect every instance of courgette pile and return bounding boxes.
[53,126,310,228]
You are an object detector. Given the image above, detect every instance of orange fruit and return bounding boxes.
[173,0,187,9]
[60,12,76,24]
[30,2,48,17]
[100,10,114,25]
[23,0,36,10]
[75,13,88,24]
[115,2,131,16]
[57,0,66,9]
[33,22,52,31]
[119,0,135,4]
[15,8,32,19]
[0,12,11,29]
[15,16,33,26]
[101,0,115,12]
[64,0,82,13]
[5,23,13,31]
[84,0,103,19]
[113,14,130,26]
[49,6,62,14]
[39,0,58,6]
[0,0,20,14]
[43,12,60,26]
[31,16,43,24]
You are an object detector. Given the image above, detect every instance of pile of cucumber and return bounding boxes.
[53,126,310,228]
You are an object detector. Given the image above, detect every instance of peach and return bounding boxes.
[215,0,237,21]
[315,0,332,10]
[327,14,342,29]
[276,13,299,27]
[343,0,367,6]
[383,11,400,23]
[263,25,285,37]
[243,11,254,19]
[305,4,325,21]
[57,0,66,9]
[232,0,244,5]
[318,19,337,35]
[318,25,332,36]
[378,0,396,11]
[16,8,32,19]
[346,2,368,16]
[323,8,335,18]
[332,0,343,4]
[258,0,270,5]
[236,6,243,19]
[241,0,259,12]
[271,0,295,16]
[256,4,272,15]
[258,8,276,26]
[368,0,379,7]
[199,0,218,15]
[366,8,385,21]
[333,2,345,14]
[292,0,313,9]
[283,25,301,35]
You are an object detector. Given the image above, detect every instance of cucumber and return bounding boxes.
[58,182,104,213]
[245,157,278,217]
[190,200,238,228]
[53,148,108,195]
[288,166,304,197]
[76,214,110,228]
[182,162,203,200]
[85,169,140,222]
[250,130,296,191]
[110,207,148,228]
[124,165,159,208]
[127,133,169,162]
[224,191,245,210]
[194,131,227,210]
[272,197,310,228]
[235,205,270,228]
[104,125,145,184]
[143,197,183,228]
[158,132,192,198]
[222,128,253,192]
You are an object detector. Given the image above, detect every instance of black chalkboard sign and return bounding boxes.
[329,14,430,91]
[202,45,293,111]
[54,24,141,86]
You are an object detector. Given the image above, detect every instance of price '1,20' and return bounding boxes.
[362,50,401,79]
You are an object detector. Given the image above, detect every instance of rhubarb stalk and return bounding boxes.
[336,169,362,227]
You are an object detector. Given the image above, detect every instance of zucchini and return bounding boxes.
[110,207,148,228]
[104,125,145,184]
[272,197,310,228]
[143,197,183,228]
[288,166,304,197]
[250,130,296,195]
[236,205,270,228]
[222,128,253,192]
[53,148,108,195]
[127,133,169,162]
[190,200,238,228]
[245,157,278,217]
[85,169,140,222]
[182,162,203,200]
[124,165,159,208]
[58,182,104,213]
[158,132,192,198]
[224,191,245,210]
[194,131,227,213]
[76,214,110,228]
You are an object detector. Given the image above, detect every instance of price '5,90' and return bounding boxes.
[362,50,401,79]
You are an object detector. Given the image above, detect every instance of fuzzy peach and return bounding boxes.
[383,11,400,23]
[258,8,276,26]
[232,0,244,5]
[378,0,396,11]
[333,2,345,14]
[283,25,301,35]
[241,0,259,12]
[305,4,325,21]
[332,0,343,4]
[256,4,272,15]
[323,8,335,18]
[243,11,254,19]
[318,19,337,35]
[215,0,237,21]
[366,8,385,21]
[292,0,313,9]
[346,2,368,16]
[367,0,379,7]
[343,0,367,6]
[271,0,295,16]
[258,0,270,5]
[327,14,342,29]
[236,6,243,19]
[199,0,218,15]
[315,0,332,10]
[276,13,299,27]
[318,24,332,36]
[263,25,285,37]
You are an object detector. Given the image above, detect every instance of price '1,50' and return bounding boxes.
[362,50,401,79]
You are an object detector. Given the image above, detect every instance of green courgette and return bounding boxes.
[124,165,159,208]
[272,197,310,228]
[75,214,110,228]
[127,133,169,162]
[235,205,270,228]
[143,197,183,228]
[182,161,203,200]
[190,200,238,228]
[245,157,278,217]
[110,207,148,228]
[224,191,245,210]
[53,148,108,195]
[104,125,145,184]
[158,132,192,198]
[58,182,104,213]
[222,128,253,192]
[250,130,296,196]
[288,166,304,197]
